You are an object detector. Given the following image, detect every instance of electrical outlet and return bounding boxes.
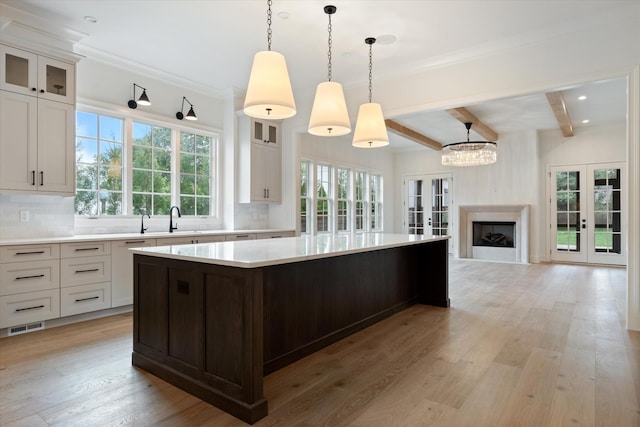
[19,210,29,222]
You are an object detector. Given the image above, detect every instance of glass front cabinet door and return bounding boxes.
[1,45,75,105]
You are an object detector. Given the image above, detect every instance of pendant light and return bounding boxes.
[308,5,351,137]
[352,38,389,148]
[441,122,497,166]
[243,0,296,120]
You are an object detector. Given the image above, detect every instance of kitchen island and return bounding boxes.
[130,233,449,424]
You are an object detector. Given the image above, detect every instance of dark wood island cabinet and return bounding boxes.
[130,233,449,424]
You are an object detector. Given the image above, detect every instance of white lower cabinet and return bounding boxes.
[0,243,60,329]
[0,289,60,329]
[111,238,156,308]
[59,241,111,317]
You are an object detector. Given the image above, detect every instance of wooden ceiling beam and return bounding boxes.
[545,91,574,137]
[385,119,442,151]
[445,107,499,141]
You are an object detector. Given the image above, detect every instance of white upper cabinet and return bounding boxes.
[0,44,76,195]
[1,45,75,105]
[238,115,282,203]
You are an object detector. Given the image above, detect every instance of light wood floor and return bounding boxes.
[1,259,639,426]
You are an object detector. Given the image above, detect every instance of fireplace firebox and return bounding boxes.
[473,221,516,248]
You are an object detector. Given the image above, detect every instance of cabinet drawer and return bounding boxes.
[0,244,59,263]
[0,260,59,296]
[0,289,60,329]
[60,241,111,258]
[60,255,111,287]
[60,282,111,316]
[258,231,295,239]
[225,233,257,241]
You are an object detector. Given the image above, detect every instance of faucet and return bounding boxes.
[169,206,181,233]
[140,213,150,234]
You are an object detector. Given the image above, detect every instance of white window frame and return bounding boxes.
[74,105,219,221]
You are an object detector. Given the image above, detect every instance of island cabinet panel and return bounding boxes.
[134,259,168,357]
[167,267,203,376]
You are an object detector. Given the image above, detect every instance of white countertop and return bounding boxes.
[130,233,450,268]
[0,229,292,246]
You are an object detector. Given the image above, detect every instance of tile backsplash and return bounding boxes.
[0,194,75,239]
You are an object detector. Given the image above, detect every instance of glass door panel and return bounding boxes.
[550,163,625,265]
[407,179,424,235]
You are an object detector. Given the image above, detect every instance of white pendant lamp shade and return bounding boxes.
[308,81,351,136]
[352,102,389,148]
[243,50,296,120]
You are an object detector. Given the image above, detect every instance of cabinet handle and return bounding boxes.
[39,89,45,93]
[75,296,100,303]
[75,247,100,252]
[75,268,100,274]
[31,170,36,186]
[16,250,45,255]
[40,171,43,186]
[267,189,270,198]
[125,240,147,244]
[235,235,249,238]
[16,305,45,312]
[31,87,37,92]
[16,274,46,280]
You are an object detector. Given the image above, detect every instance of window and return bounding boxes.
[316,164,332,233]
[355,171,366,231]
[75,110,217,217]
[337,168,350,232]
[370,174,382,230]
[75,112,123,215]
[300,161,311,233]
[299,159,382,234]
[132,122,172,215]
[180,132,213,216]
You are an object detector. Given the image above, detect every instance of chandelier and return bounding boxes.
[441,122,497,166]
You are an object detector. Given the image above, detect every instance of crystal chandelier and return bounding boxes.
[441,122,497,166]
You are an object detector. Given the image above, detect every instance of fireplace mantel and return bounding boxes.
[458,205,529,263]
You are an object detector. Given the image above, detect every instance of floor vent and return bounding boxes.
[8,321,45,336]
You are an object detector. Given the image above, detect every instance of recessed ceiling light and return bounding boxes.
[578,95,587,100]
[376,35,397,45]
[582,119,590,124]
[84,15,97,23]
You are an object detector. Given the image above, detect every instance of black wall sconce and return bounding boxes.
[128,83,151,109]
[176,96,197,121]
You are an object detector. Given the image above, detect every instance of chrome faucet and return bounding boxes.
[140,213,151,234]
[169,206,181,233]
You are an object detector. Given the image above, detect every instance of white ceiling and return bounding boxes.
[0,0,632,150]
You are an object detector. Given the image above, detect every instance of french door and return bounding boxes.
[404,174,453,252]
[550,162,625,265]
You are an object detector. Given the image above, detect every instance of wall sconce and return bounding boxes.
[176,97,197,121]
[127,83,151,109]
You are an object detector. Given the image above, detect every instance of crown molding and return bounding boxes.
[75,44,226,99]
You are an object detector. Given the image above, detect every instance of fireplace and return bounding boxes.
[473,221,516,248]
[458,205,529,263]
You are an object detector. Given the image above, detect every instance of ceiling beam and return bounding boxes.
[445,107,499,141]
[545,91,574,137]
[385,119,442,151]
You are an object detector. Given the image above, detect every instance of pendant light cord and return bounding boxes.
[327,12,333,82]
[368,42,373,103]
[267,0,273,51]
